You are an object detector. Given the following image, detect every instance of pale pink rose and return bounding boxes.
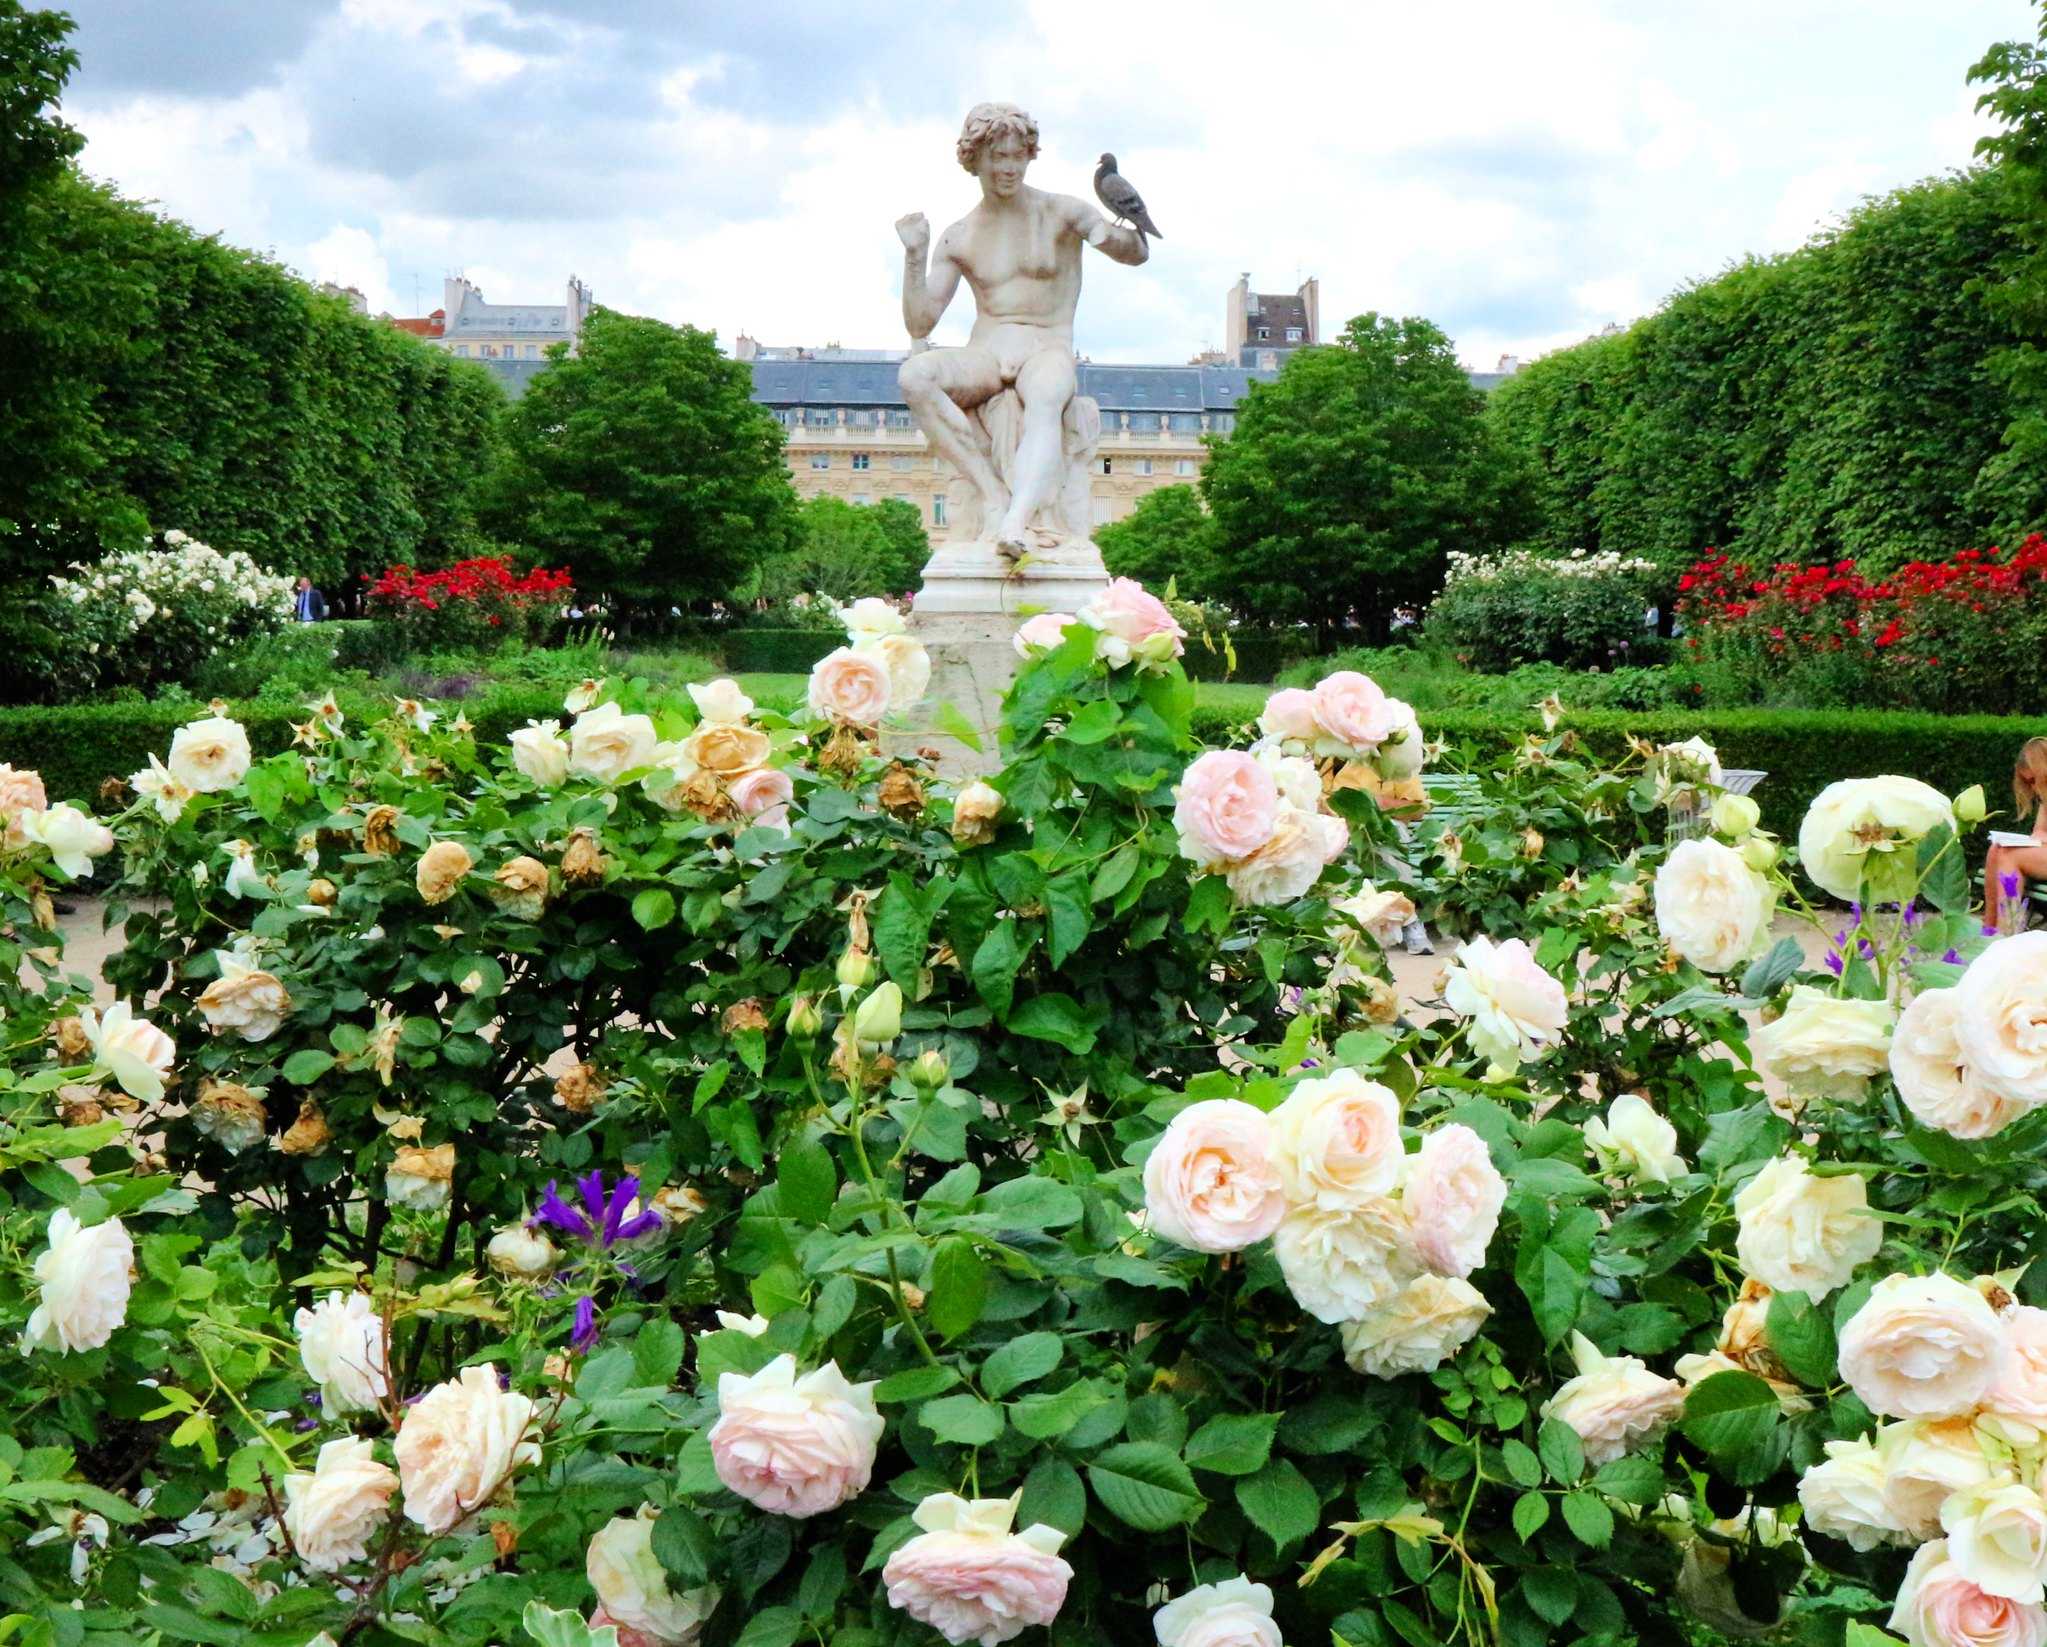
[882,1493,1072,1647]
[1224,806,1336,906]
[1892,1539,2047,1647]
[1309,670,1399,755]
[1539,1331,1686,1466]
[1077,578,1186,668]
[1153,1577,1281,1647]
[0,763,47,847]
[589,1610,662,1647]
[708,1354,884,1518]
[729,766,795,819]
[1012,612,1077,657]
[1443,936,1569,1072]
[1839,1273,2007,1421]
[1403,1124,1506,1279]
[807,647,893,726]
[1257,689,1318,745]
[1172,752,1279,868]
[1268,1070,1403,1210]
[1984,1307,2047,1445]
[1894,988,2029,1140]
[1143,1099,1286,1253]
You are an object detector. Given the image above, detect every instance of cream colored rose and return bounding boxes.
[882,1492,1072,1647]
[387,1143,455,1212]
[867,633,932,711]
[682,721,771,778]
[1153,1577,1281,1647]
[1955,934,2047,1108]
[394,1365,539,1536]
[587,1509,719,1644]
[485,1224,557,1278]
[196,949,291,1042]
[23,1209,131,1354]
[1142,1100,1286,1254]
[1798,775,1957,904]
[1338,1274,1490,1378]
[1403,1124,1505,1279]
[282,1436,398,1573]
[80,1002,174,1103]
[1223,805,1332,907]
[687,676,755,724]
[1332,883,1418,948]
[567,701,658,784]
[415,839,473,905]
[840,596,907,642]
[1943,1477,2047,1604]
[1443,935,1568,1072]
[1753,986,1895,1103]
[490,855,551,921]
[1583,1093,1688,1184]
[1539,1331,1685,1466]
[1983,1307,2047,1446]
[1894,987,2030,1140]
[709,1353,886,1518]
[1267,1070,1403,1211]
[509,719,570,785]
[1891,1537,2047,1647]
[1797,1436,1907,1551]
[951,780,1004,847]
[0,762,47,845]
[21,804,115,878]
[1840,1273,2007,1421]
[1733,1154,1881,1296]
[1272,1196,1419,1324]
[1880,1419,1999,1540]
[1653,838,1773,973]
[295,1291,390,1414]
[167,714,252,793]
[808,646,893,726]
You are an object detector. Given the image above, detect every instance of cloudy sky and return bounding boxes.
[52,0,2035,369]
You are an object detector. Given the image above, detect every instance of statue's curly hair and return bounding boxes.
[956,102,1040,174]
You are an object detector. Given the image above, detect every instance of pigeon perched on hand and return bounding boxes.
[1094,153,1162,240]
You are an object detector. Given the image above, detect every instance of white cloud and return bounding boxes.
[304,224,394,312]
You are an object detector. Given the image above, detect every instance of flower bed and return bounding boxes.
[366,555,576,649]
[0,574,2042,1647]
[1425,548,1665,673]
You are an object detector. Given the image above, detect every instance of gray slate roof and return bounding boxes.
[747,357,1276,413]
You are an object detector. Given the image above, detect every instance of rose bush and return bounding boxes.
[0,573,2037,1647]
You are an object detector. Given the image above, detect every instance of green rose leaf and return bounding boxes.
[1087,1442,1205,1531]
[919,1393,1005,1446]
[1018,1457,1087,1536]
[775,1134,837,1228]
[651,1503,714,1586]
[1512,1490,1550,1543]
[1536,1417,1584,1483]
[630,888,675,930]
[1234,1457,1320,1549]
[1184,1411,1279,1476]
[632,1319,686,1389]
[1679,1369,1779,1463]
[980,1331,1063,1398]
[1561,1489,1615,1547]
[1764,1288,1837,1389]
[926,1237,987,1340]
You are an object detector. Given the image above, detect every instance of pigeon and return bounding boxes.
[1094,153,1162,240]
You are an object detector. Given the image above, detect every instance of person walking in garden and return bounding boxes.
[1986,737,2047,932]
[293,576,327,623]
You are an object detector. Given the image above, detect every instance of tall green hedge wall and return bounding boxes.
[1486,169,2047,575]
[0,170,503,589]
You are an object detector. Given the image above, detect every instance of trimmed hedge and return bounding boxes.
[1179,629,1314,684]
[719,628,839,673]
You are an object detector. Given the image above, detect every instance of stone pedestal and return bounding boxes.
[896,538,1111,775]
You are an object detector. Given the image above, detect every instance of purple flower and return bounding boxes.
[570,1294,598,1352]
[1901,899,1920,928]
[1943,948,1964,964]
[530,1169,662,1250]
[1824,950,1844,976]
[2003,871,2023,900]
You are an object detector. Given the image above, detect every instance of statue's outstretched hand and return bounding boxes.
[895,212,930,253]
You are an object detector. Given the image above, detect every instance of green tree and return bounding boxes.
[868,496,931,592]
[0,2,80,196]
[1201,314,1531,641]
[1096,484,1220,598]
[484,310,797,607]
[760,495,892,602]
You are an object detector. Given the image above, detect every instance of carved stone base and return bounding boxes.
[892,538,1111,776]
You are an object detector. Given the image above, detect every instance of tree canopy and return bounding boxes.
[1200,314,1530,639]
[1096,484,1221,601]
[757,494,929,603]
[483,311,798,607]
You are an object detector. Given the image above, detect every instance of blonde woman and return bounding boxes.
[1986,737,2047,932]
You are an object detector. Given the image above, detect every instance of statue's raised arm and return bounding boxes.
[897,211,960,346]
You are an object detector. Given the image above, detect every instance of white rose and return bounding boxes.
[393,1365,540,1535]
[23,1209,132,1354]
[1272,1196,1419,1324]
[839,596,907,642]
[1733,1154,1881,1297]
[129,754,193,823]
[19,804,115,879]
[1443,935,1568,1073]
[1840,1273,2007,1421]
[686,677,755,725]
[1892,1537,2047,1647]
[1656,736,1723,800]
[1583,1093,1688,1184]
[1331,884,1418,948]
[386,1143,455,1212]
[509,719,570,786]
[1653,838,1773,974]
[1894,987,2030,1140]
[569,702,659,783]
[1153,1576,1281,1647]
[864,633,932,712]
[1944,1477,2047,1604]
[167,714,252,792]
[709,1354,886,1518]
[1955,934,2047,1108]
[1266,1070,1403,1210]
[294,1291,391,1414]
[1881,1419,2000,1541]
[1752,986,1895,1104]
[485,1224,557,1278]
[1798,775,1957,904]
[80,1002,174,1103]
[1338,1274,1490,1378]
[282,1436,398,1573]
[587,1509,719,1643]
[1539,1331,1686,1466]
[1223,803,1339,907]
[1797,1435,1907,1551]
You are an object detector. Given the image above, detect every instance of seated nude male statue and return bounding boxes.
[896,102,1150,555]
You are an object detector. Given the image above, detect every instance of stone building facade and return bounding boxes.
[390,275,592,396]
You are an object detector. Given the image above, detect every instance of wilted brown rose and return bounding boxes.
[491,1519,519,1561]
[682,722,770,777]
[554,1062,606,1114]
[279,1100,331,1156]
[1356,975,1401,1025]
[60,1095,105,1127]
[651,1185,708,1226]
[51,1016,91,1061]
[561,828,608,886]
[98,776,130,807]
[818,723,868,776]
[31,889,55,932]
[365,1011,403,1086]
[415,840,474,905]
[877,764,926,820]
[192,1078,268,1151]
[490,855,550,921]
[680,771,735,822]
[362,805,401,856]
[721,999,770,1034]
[306,878,338,907]
[1520,827,1546,860]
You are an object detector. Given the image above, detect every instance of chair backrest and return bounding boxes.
[1668,769,1768,842]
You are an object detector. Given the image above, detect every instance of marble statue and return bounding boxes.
[895,102,1150,555]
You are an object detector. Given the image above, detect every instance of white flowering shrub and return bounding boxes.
[46,529,296,692]
[0,580,2034,1647]
[1429,546,1667,672]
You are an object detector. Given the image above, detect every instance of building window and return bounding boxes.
[1256,327,1270,340]
[1101,458,1113,475]
[1285,327,1303,342]
[1213,413,1235,434]
[1169,413,1202,433]
[893,494,913,506]
[932,496,947,526]
[526,344,540,357]
[851,493,871,505]
[810,454,830,470]
[1128,413,1160,434]
[888,410,915,428]
[1134,459,1153,476]
[851,453,870,470]
[890,455,914,471]
[804,409,835,428]
[1175,458,1197,476]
